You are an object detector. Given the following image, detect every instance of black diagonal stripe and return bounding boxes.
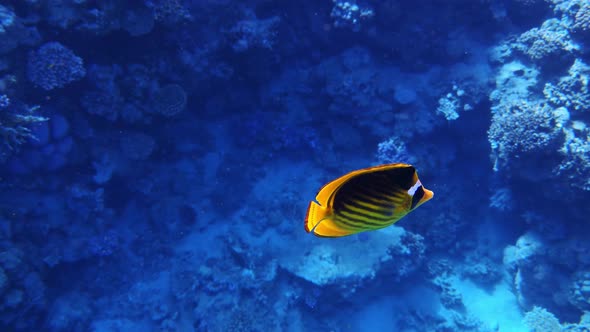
[362,181,405,199]
[339,208,390,226]
[339,195,391,213]
[352,193,394,211]
[411,186,425,210]
[334,217,364,230]
[338,204,392,224]
[337,211,388,228]
[346,191,393,210]
[347,184,397,205]
[355,187,396,204]
[342,198,392,218]
[338,211,392,228]
[337,200,390,221]
[352,190,405,210]
[335,215,371,229]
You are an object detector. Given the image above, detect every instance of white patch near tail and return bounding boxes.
[408,179,422,196]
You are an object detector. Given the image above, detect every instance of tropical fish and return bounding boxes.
[304,163,433,237]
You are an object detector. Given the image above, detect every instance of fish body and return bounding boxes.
[305,163,433,237]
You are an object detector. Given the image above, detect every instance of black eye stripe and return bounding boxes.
[411,186,425,210]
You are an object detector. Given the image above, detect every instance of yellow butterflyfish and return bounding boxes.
[305,163,433,237]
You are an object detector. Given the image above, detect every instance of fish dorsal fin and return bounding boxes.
[314,163,413,207]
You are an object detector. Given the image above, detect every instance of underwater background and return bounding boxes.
[0,0,589,331]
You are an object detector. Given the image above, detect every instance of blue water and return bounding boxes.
[0,0,589,331]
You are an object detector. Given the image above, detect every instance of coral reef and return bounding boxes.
[488,100,565,175]
[544,59,590,114]
[0,0,589,331]
[523,306,562,332]
[27,42,86,91]
[0,97,47,163]
[330,0,374,31]
[514,18,579,61]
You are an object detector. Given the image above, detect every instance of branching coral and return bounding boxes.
[436,85,473,121]
[376,136,416,164]
[0,96,47,162]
